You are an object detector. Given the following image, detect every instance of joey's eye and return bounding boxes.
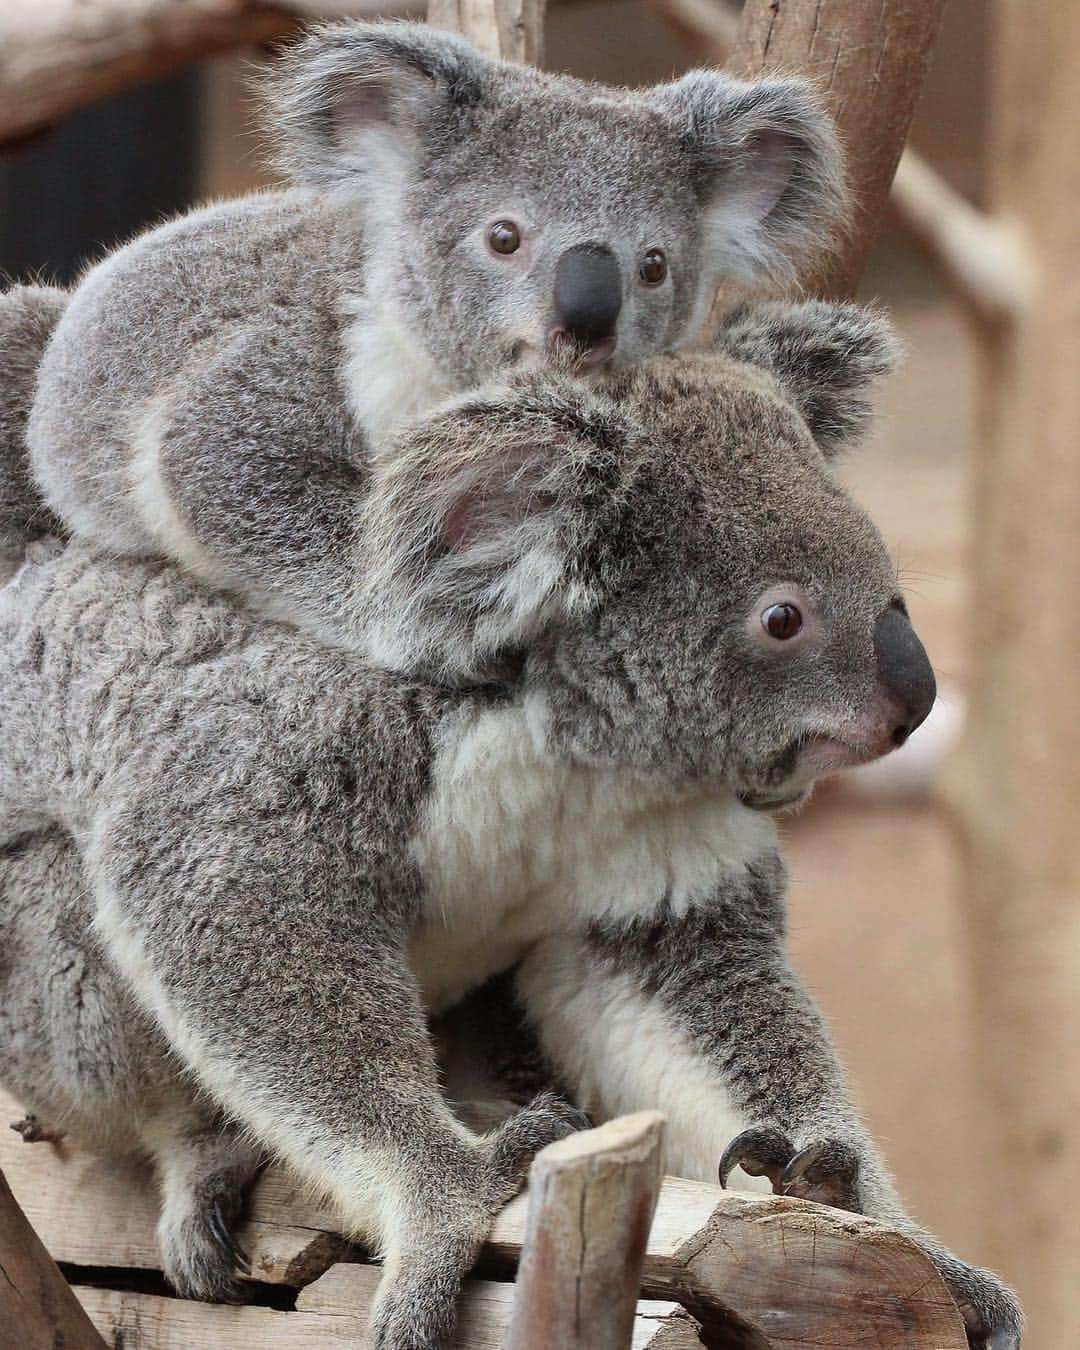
[761,602,803,640]
[639,248,667,285]
[488,220,521,255]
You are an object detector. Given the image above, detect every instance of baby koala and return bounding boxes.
[0,302,1020,1349]
[16,19,842,641]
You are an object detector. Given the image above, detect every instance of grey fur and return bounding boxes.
[19,20,843,623]
[0,311,1019,1346]
[0,285,68,579]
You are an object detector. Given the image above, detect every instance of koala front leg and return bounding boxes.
[517,918,1022,1350]
[86,810,582,1350]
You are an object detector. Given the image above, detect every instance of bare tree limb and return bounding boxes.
[428,0,545,63]
[729,0,949,298]
[0,1166,108,1350]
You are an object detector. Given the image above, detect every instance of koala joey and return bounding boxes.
[19,19,843,647]
[0,303,1020,1349]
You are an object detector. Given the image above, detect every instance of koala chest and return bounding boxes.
[407,705,775,1013]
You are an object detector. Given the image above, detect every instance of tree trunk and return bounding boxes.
[427,0,546,63]
[729,0,948,297]
[945,2,1080,1343]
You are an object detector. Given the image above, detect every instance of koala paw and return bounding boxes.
[485,1091,591,1198]
[718,1126,860,1210]
[160,1196,251,1302]
[935,1251,1023,1350]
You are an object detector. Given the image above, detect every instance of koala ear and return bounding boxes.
[361,380,641,681]
[716,301,900,455]
[265,21,488,189]
[656,73,845,286]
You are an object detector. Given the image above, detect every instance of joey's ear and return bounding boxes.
[265,21,488,188]
[656,73,844,286]
[362,380,642,681]
[717,301,900,455]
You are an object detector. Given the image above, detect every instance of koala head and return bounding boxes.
[364,300,934,809]
[269,22,843,386]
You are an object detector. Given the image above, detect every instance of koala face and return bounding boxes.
[533,355,932,806]
[363,301,931,808]
[270,23,843,386]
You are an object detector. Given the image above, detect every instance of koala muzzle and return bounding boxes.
[551,243,622,361]
[873,604,936,745]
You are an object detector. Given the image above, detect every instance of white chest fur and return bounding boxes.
[408,702,776,1012]
[339,289,453,450]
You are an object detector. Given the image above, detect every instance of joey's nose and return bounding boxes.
[874,605,937,744]
[552,243,622,352]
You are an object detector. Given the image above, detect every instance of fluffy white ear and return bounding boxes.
[265,21,489,189]
[717,301,900,455]
[656,73,845,286]
[361,378,642,682]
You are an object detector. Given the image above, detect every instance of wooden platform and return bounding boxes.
[0,1089,969,1349]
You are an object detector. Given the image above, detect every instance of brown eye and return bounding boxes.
[639,248,667,285]
[488,220,521,255]
[762,602,803,640]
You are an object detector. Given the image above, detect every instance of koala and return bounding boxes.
[16,19,842,647]
[0,303,1020,1349]
[0,286,67,581]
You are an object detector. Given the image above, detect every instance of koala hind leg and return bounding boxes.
[141,1110,263,1302]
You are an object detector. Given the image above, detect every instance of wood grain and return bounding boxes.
[729,0,949,298]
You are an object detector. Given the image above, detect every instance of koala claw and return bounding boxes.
[945,1264,1024,1350]
[719,1128,860,1211]
[718,1125,798,1190]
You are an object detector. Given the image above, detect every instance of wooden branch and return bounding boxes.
[507,1112,665,1350]
[0,1166,108,1350]
[888,149,1035,328]
[729,0,949,298]
[0,0,314,147]
[76,1265,705,1348]
[427,0,545,63]
[943,2,1080,1344]
[0,1090,967,1347]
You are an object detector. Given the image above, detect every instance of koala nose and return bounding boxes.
[873,604,937,745]
[551,243,622,356]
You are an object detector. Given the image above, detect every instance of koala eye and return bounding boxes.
[639,249,667,286]
[488,220,522,255]
[761,602,803,640]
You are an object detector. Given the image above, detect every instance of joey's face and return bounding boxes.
[274,25,840,393]
[528,360,935,806]
[390,97,712,386]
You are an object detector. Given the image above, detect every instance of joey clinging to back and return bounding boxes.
[23,21,843,641]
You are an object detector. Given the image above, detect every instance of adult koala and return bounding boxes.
[10,19,842,643]
[0,303,1020,1349]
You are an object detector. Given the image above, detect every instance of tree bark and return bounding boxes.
[944,2,1080,1344]
[0,1166,108,1350]
[729,0,948,297]
[506,1112,665,1350]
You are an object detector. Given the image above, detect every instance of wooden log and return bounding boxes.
[427,0,545,63]
[75,1264,705,1349]
[0,1166,108,1350]
[943,0,1080,1342]
[507,1111,665,1350]
[0,1087,968,1346]
[728,0,949,298]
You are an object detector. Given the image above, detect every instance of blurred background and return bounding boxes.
[1,0,1069,1343]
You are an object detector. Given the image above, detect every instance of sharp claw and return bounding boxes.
[208,1202,239,1263]
[718,1126,795,1190]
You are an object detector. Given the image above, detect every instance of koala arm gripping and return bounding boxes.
[515,899,1023,1349]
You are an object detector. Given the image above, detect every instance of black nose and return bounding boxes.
[552,242,622,346]
[874,605,936,743]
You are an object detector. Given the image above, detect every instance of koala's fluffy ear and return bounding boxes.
[266,21,488,189]
[361,380,642,681]
[656,73,845,286]
[717,301,900,455]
